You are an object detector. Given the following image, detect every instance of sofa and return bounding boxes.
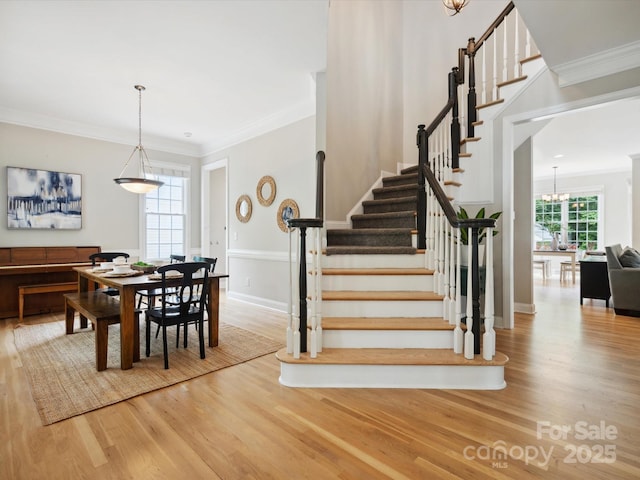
[605,244,640,317]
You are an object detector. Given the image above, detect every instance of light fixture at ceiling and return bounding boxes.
[542,166,570,202]
[114,85,164,194]
[443,0,470,16]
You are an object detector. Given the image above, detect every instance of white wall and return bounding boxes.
[325,0,403,221]
[0,122,200,257]
[201,116,316,311]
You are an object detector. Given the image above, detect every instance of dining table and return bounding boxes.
[532,249,578,284]
[74,265,228,370]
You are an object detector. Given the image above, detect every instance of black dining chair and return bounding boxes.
[144,262,209,369]
[136,254,185,309]
[89,252,130,296]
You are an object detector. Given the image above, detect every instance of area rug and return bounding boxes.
[13,321,282,425]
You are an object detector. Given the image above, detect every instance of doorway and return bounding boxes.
[201,159,228,279]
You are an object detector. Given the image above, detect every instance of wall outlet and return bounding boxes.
[244,277,250,287]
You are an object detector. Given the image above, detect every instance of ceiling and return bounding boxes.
[0,0,328,156]
[0,0,639,174]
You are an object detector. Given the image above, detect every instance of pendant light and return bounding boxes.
[443,0,470,16]
[542,166,570,202]
[114,85,164,194]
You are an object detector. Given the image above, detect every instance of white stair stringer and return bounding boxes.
[458,55,546,204]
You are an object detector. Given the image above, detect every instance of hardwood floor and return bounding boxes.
[2,283,639,479]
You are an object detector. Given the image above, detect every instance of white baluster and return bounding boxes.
[433,203,441,289]
[483,228,495,360]
[442,220,450,322]
[492,32,498,101]
[316,226,323,352]
[439,212,445,294]
[286,227,293,354]
[453,228,463,353]
[292,230,301,359]
[513,10,520,77]
[525,28,532,58]
[449,224,457,325]
[464,235,474,359]
[502,20,508,83]
[481,43,487,105]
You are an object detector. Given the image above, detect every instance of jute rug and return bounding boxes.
[13,321,282,425]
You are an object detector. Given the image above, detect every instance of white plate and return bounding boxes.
[101,270,140,277]
[148,272,183,280]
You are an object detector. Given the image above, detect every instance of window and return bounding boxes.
[144,169,188,261]
[535,194,600,250]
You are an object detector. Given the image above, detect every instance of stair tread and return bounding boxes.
[477,98,505,109]
[322,268,433,275]
[323,290,444,301]
[323,316,453,330]
[351,211,415,219]
[363,196,416,205]
[276,347,508,366]
[328,228,413,235]
[325,246,418,255]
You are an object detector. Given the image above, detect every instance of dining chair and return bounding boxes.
[144,262,210,369]
[89,252,130,296]
[136,254,185,309]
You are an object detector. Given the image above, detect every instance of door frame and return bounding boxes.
[201,158,228,280]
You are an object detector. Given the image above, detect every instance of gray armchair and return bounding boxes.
[605,244,640,317]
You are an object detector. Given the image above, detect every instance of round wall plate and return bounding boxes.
[235,194,252,223]
[257,175,276,207]
[277,198,299,232]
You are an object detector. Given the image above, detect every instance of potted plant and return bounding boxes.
[456,207,502,265]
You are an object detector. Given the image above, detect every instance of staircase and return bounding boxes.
[277,166,508,389]
[277,2,544,389]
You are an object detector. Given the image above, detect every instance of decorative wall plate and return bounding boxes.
[277,198,299,232]
[256,175,276,207]
[235,194,252,223]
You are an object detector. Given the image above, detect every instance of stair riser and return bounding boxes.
[323,329,453,349]
[352,216,415,229]
[327,232,412,247]
[363,200,415,214]
[322,300,442,318]
[279,364,506,389]
[322,254,425,269]
[373,188,417,200]
[382,175,417,188]
[322,275,433,291]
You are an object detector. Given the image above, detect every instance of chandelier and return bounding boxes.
[542,166,570,202]
[114,85,164,194]
[443,0,470,16]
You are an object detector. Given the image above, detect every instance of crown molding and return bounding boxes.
[553,40,640,87]
[200,97,316,156]
[0,106,202,158]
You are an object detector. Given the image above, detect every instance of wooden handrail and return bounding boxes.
[474,1,515,49]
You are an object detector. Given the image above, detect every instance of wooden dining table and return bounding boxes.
[74,266,228,370]
[532,249,578,284]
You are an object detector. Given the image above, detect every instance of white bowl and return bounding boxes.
[113,265,131,274]
[113,256,128,265]
[100,262,114,269]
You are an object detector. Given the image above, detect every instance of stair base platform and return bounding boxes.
[276,348,508,390]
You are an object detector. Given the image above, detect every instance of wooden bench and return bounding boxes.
[64,291,140,371]
[18,282,78,322]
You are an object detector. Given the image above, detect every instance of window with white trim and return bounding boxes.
[143,164,189,261]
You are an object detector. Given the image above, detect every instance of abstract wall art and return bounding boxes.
[7,166,82,229]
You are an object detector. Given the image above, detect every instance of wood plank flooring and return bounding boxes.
[1,280,639,479]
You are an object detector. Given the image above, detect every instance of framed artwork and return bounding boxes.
[7,166,82,229]
[277,198,299,232]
